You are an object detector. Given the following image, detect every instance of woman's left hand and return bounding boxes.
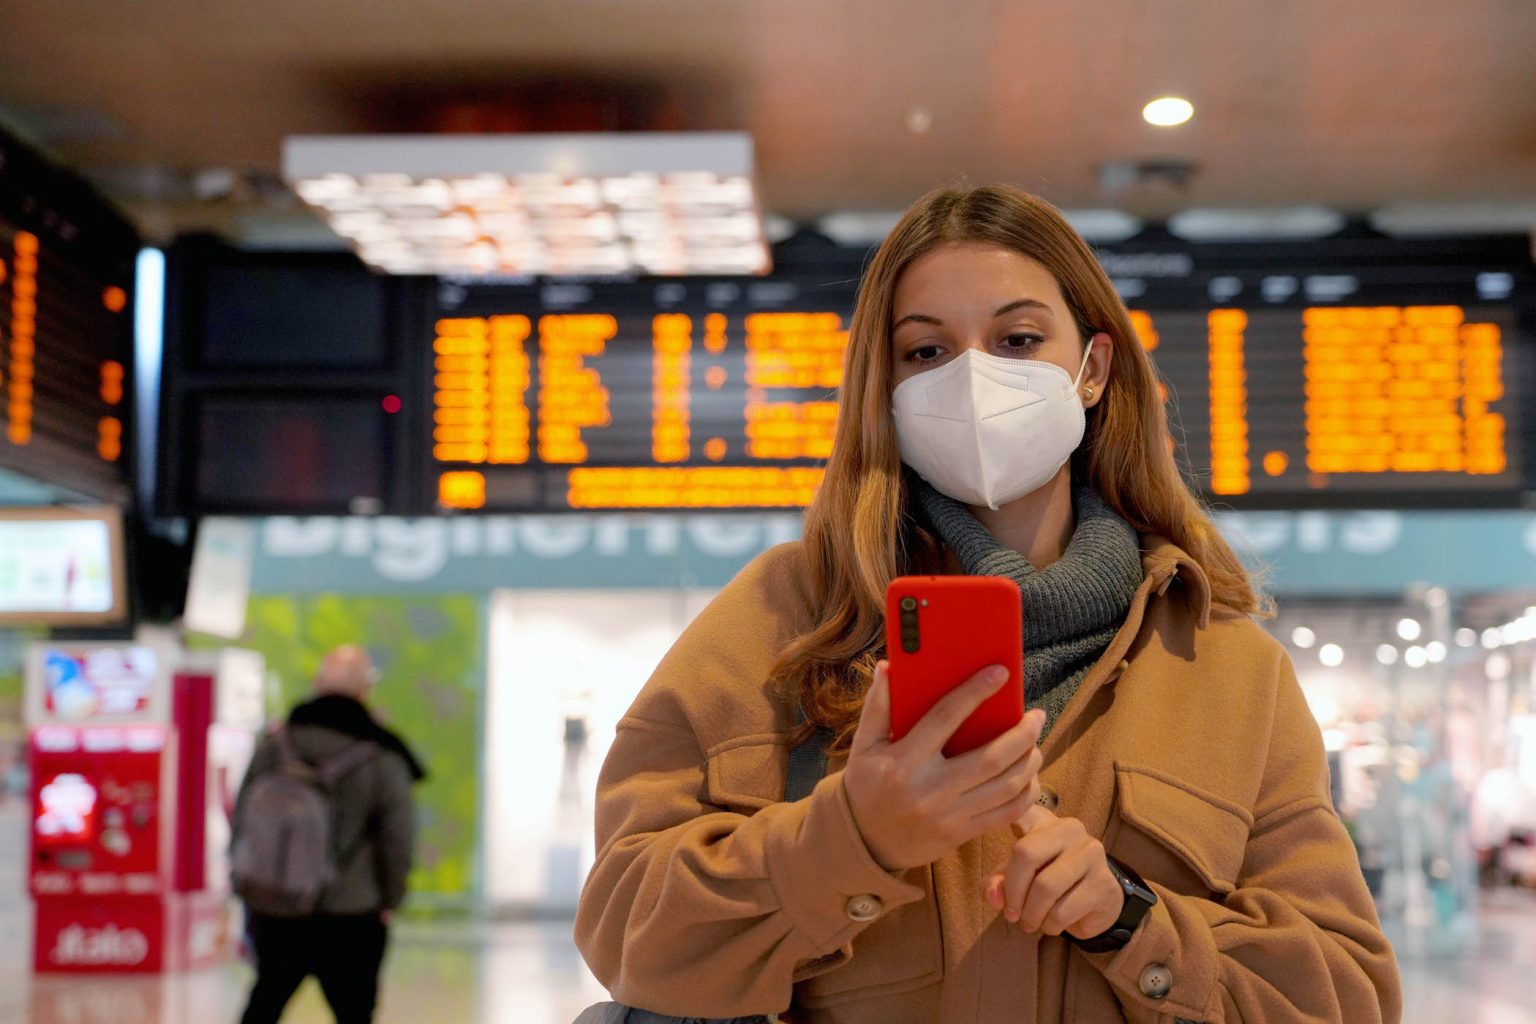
[983,805,1124,939]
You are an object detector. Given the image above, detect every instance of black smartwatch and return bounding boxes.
[1066,856,1158,954]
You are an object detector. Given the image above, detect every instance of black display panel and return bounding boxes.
[192,395,390,512]
[158,237,418,515]
[200,263,389,370]
[0,126,138,501]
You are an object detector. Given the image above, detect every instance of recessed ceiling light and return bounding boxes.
[1143,97,1194,127]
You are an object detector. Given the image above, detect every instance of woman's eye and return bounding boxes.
[906,345,945,364]
[999,333,1045,354]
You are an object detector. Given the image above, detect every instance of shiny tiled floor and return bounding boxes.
[5,806,1536,1023]
[4,917,609,1024]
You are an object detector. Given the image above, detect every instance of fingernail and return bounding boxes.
[1005,909,1019,922]
[989,666,1009,685]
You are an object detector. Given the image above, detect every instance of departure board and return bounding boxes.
[0,128,138,501]
[425,288,854,510]
[1129,304,1515,498]
[427,300,846,509]
[422,236,1531,512]
[160,231,1531,515]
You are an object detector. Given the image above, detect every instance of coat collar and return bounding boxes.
[1139,535,1213,629]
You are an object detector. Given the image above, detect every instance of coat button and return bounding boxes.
[1138,962,1173,999]
[845,894,885,922]
[1036,783,1060,813]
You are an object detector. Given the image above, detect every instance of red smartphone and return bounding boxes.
[885,575,1024,758]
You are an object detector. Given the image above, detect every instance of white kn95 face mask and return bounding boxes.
[892,339,1095,510]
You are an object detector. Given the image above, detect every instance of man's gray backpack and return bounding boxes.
[230,730,378,918]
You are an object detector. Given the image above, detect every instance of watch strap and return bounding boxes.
[1066,856,1157,954]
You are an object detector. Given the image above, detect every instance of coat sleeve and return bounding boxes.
[373,752,417,910]
[573,720,924,1016]
[571,546,927,1017]
[1084,653,1403,1024]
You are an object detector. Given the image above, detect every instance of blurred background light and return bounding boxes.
[284,133,769,277]
[1143,96,1195,127]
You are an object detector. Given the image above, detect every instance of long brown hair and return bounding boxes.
[777,184,1264,754]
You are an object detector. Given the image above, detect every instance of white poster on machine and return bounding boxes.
[183,518,255,640]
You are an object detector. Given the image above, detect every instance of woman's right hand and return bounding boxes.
[843,660,1046,872]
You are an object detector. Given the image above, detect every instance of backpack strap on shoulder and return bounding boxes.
[273,727,302,765]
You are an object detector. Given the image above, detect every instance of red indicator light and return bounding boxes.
[382,395,403,414]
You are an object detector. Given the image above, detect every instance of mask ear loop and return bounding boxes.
[1071,334,1098,390]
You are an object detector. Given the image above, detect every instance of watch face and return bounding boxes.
[1111,858,1156,904]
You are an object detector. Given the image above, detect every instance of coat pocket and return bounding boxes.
[1108,762,1252,897]
[703,734,786,812]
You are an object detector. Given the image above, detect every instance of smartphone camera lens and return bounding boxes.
[897,595,919,651]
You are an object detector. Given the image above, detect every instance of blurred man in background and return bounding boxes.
[232,645,426,1024]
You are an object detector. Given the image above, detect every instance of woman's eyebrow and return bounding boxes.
[893,298,1055,331]
[992,298,1054,318]
[892,312,943,329]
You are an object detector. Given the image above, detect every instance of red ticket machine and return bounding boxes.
[25,641,262,974]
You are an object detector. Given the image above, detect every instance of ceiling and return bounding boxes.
[2,0,1535,246]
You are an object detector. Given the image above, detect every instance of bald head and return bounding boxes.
[315,645,379,700]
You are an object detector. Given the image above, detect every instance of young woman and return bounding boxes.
[574,185,1402,1023]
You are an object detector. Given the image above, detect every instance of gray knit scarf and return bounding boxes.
[912,480,1144,743]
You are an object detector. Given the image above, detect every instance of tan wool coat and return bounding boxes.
[574,539,1403,1023]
